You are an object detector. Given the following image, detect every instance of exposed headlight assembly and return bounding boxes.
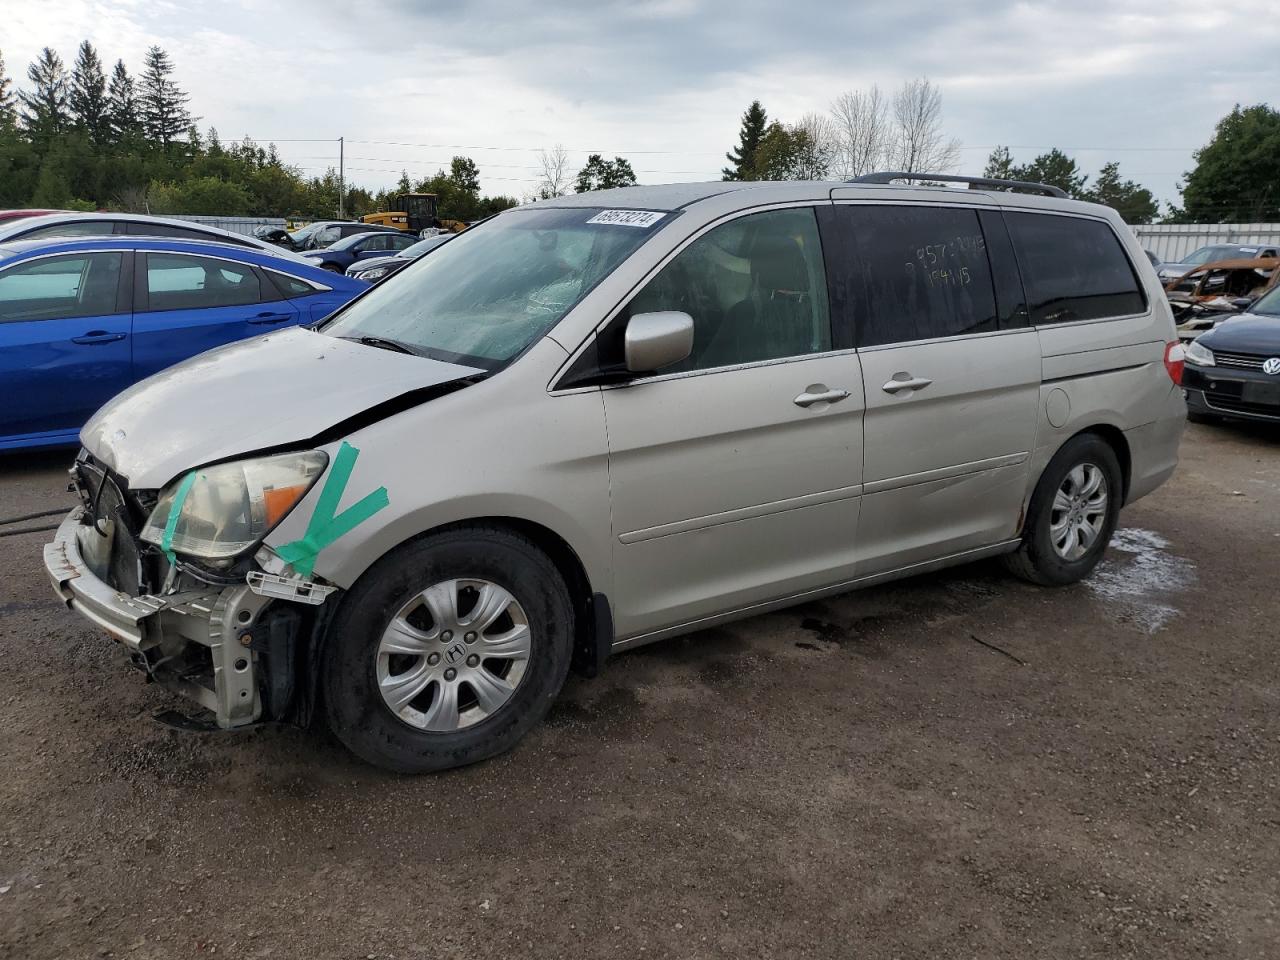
[1184,340,1215,367]
[359,266,390,281]
[141,451,328,561]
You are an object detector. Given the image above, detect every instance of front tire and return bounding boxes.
[1003,433,1123,587]
[323,527,574,773]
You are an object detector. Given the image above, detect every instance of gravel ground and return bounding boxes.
[1,423,1277,959]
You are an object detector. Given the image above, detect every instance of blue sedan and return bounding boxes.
[0,237,368,451]
[299,230,422,273]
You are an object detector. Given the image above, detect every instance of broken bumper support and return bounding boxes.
[43,508,271,729]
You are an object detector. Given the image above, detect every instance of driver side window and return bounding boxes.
[627,207,831,374]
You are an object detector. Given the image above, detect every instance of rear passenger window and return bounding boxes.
[133,223,255,247]
[145,253,265,311]
[21,221,117,239]
[843,206,998,348]
[1005,213,1145,324]
[626,207,831,373]
[267,271,318,298]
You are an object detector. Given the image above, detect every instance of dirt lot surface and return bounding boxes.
[1,423,1278,959]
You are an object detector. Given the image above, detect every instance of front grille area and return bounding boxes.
[1213,350,1272,370]
[1204,395,1280,418]
[73,457,158,596]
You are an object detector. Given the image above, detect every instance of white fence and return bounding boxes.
[168,215,286,237]
[1131,223,1280,262]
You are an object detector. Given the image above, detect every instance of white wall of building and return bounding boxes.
[1131,223,1280,262]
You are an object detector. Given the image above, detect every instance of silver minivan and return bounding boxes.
[44,176,1187,772]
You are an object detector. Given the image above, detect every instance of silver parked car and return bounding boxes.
[45,176,1186,772]
[0,212,308,262]
[1157,242,1279,284]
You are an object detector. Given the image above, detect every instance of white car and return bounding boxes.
[0,212,307,262]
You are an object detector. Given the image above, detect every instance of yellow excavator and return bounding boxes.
[361,193,467,235]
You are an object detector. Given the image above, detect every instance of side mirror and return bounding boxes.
[1231,297,1253,310]
[624,311,694,373]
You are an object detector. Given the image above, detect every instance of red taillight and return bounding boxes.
[1164,340,1185,385]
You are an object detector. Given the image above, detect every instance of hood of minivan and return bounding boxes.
[82,327,484,488]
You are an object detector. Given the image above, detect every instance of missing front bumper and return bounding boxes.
[43,508,268,729]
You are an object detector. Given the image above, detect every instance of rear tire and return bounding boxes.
[1003,433,1123,587]
[323,526,574,773]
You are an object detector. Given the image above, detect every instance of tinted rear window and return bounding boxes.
[1005,213,1145,325]
[842,205,999,347]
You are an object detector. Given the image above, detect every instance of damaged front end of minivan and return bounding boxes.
[45,448,345,731]
[42,325,490,732]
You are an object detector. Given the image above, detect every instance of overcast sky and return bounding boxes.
[6,0,1279,207]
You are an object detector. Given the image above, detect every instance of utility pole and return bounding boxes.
[338,136,345,219]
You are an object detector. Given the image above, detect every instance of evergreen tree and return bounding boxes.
[983,145,1015,180]
[1083,161,1159,224]
[722,101,767,181]
[19,47,70,148]
[69,40,110,144]
[139,46,193,149]
[106,60,141,142]
[1012,148,1087,198]
[0,49,17,129]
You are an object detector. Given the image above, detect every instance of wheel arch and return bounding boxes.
[336,514,610,677]
[1070,423,1132,502]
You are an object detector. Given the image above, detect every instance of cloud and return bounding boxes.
[3,0,1278,204]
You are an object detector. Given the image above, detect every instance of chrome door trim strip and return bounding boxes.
[617,482,865,545]
[861,452,1028,496]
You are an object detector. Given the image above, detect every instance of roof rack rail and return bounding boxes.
[848,172,1068,199]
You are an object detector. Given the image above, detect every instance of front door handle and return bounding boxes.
[71,331,126,345]
[248,312,293,325]
[793,385,850,409]
[882,375,933,395]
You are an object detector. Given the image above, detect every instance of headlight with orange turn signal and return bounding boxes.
[141,451,328,562]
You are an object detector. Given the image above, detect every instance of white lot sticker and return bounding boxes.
[587,209,666,228]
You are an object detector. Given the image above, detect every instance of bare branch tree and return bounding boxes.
[535,144,570,199]
[829,86,890,179]
[792,112,837,180]
[889,77,960,176]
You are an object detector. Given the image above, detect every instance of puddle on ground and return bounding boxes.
[1086,528,1195,633]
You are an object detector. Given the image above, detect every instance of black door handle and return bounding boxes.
[71,331,126,345]
[248,312,293,325]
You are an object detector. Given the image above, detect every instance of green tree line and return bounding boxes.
[721,94,1280,224]
[0,42,518,221]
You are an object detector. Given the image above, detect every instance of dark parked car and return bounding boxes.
[300,230,422,272]
[345,233,453,282]
[0,237,367,451]
[288,220,402,251]
[252,225,297,249]
[1183,284,1280,423]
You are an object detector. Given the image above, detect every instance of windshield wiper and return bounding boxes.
[342,335,422,357]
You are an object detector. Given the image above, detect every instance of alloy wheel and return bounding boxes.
[1049,463,1109,562]
[376,578,531,731]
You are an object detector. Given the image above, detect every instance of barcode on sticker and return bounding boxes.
[587,209,666,228]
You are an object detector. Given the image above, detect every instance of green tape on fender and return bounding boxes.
[161,470,198,566]
[276,441,389,578]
